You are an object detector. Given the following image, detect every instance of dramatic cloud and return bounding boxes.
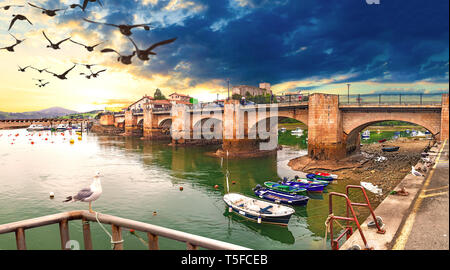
[0,0,448,111]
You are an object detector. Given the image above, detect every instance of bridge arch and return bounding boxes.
[192,116,223,139]
[344,119,438,155]
[248,116,308,139]
[343,110,441,139]
[158,118,172,129]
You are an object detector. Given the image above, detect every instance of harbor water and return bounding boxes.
[0,128,365,250]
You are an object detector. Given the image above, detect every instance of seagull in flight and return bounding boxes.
[45,64,77,80]
[42,31,71,50]
[128,37,177,61]
[1,4,24,11]
[101,48,136,65]
[0,33,25,52]
[70,39,106,52]
[63,172,102,213]
[73,63,97,70]
[83,18,151,36]
[31,67,48,73]
[8,14,32,31]
[18,65,31,72]
[91,68,106,78]
[28,2,67,17]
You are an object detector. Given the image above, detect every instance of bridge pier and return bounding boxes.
[215,100,278,158]
[124,110,142,137]
[142,107,170,140]
[307,94,347,160]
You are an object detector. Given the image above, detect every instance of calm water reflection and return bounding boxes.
[0,128,349,250]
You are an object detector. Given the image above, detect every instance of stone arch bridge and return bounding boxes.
[100,93,449,160]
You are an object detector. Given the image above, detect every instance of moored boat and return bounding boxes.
[282,180,326,192]
[56,124,68,131]
[314,172,338,179]
[264,181,306,195]
[253,186,309,206]
[223,193,295,226]
[306,173,334,181]
[26,124,45,131]
[382,146,400,152]
[287,177,330,186]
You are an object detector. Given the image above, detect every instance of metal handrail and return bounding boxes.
[0,210,250,250]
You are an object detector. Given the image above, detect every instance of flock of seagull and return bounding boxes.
[1,0,177,88]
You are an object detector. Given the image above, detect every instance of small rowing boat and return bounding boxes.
[287,177,330,186]
[382,146,400,152]
[314,172,338,179]
[253,186,309,206]
[306,173,334,181]
[264,181,306,195]
[281,180,326,192]
[223,193,295,226]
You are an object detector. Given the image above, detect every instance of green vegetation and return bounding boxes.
[231,93,277,104]
[372,121,417,126]
[59,111,100,119]
[154,88,167,100]
[278,129,308,149]
[232,93,242,100]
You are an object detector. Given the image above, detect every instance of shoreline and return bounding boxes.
[288,138,433,206]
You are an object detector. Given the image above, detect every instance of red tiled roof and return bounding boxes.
[169,92,191,98]
[128,95,154,108]
[151,99,171,104]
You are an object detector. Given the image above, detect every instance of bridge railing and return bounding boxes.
[338,93,444,106]
[0,210,250,250]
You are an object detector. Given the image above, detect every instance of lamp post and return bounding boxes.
[227,78,230,100]
[347,83,351,104]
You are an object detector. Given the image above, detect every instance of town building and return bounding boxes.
[126,95,154,112]
[169,93,192,102]
[231,82,272,97]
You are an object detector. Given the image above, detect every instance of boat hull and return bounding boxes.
[382,146,400,152]
[306,173,334,181]
[254,188,309,206]
[223,193,295,226]
[282,181,326,192]
[263,182,306,195]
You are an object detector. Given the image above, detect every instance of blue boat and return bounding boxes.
[306,173,334,181]
[253,186,309,206]
[285,176,330,186]
[264,181,307,195]
[282,181,325,192]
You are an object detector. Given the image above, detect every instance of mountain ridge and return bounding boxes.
[0,107,78,120]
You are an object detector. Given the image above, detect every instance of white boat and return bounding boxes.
[291,128,303,136]
[361,130,370,140]
[280,128,287,133]
[26,124,45,131]
[223,193,295,226]
[56,124,68,131]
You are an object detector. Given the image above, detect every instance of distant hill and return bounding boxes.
[0,107,78,120]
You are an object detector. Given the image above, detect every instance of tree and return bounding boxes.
[154,88,166,100]
[232,94,242,100]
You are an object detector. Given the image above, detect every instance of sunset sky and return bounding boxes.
[0,0,448,112]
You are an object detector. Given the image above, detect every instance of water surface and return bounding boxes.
[0,128,361,250]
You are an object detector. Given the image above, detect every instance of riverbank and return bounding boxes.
[288,138,433,205]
